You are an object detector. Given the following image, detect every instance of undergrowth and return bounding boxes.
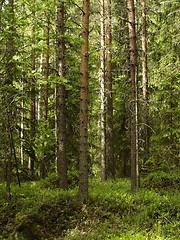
[0,173,179,240]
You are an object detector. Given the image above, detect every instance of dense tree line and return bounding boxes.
[0,0,179,200]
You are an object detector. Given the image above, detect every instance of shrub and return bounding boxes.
[141,170,180,190]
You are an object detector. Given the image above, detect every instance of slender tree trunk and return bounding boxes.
[79,0,90,201]
[20,3,25,166]
[20,78,24,165]
[5,0,15,200]
[106,0,114,178]
[141,0,149,162]
[30,5,36,178]
[6,114,12,200]
[8,113,21,187]
[54,10,58,173]
[45,13,50,121]
[37,54,43,121]
[127,0,139,192]
[100,0,106,182]
[0,0,4,32]
[56,1,68,190]
[40,13,50,179]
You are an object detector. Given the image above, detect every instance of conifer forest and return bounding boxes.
[0,0,179,239]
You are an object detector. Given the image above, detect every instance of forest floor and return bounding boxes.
[0,170,179,240]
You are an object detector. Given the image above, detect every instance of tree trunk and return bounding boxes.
[79,0,90,201]
[127,0,139,192]
[141,0,149,162]
[5,0,15,200]
[45,13,50,121]
[56,1,68,190]
[100,0,106,182]
[106,0,114,178]
[40,13,50,179]
[29,1,36,178]
[0,0,4,32]
[20,85,24,166]
[6,114,12,200]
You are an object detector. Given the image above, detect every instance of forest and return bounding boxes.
[0,0,179,239]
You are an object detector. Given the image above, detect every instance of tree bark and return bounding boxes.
[40,12,50,179]
[0,0,4,31]
[106,0,114,178]
[29,0,36,178]
[141,0,149,162]
[127,0,139,192]
[45,13,50,121]
[79,0,90,201]
[5,0,15,200]
[100,0,106,182]
[56,1,68,190]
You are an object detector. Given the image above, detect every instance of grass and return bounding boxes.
[0,174,179,239]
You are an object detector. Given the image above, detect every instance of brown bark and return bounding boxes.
[100,0,106,182]
[141,0,149,161]
[56,1,68,190]
[127,0,139,192]
[40,13,50,179]
[79,0,90,201]
[5,0,15,200]
[106,0,114,178]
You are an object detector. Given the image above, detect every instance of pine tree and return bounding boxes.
[29,0,36,178]
[127,0,139,192]
[79,0,90,201]
[56,0,68,190]
[106,0,114,179]
[141,0,149,162]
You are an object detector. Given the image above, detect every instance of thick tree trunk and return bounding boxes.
[56,1,68,190]
[79,0,90,201]
[141,0,149,162]
[106,0,114,178]
[127,0,139,192]
[100,0,106,182]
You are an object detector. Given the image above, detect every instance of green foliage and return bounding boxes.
[148,0,180,166]
[0,0,180,237]
[141,170,180,190]
[0,177,179,239]
[36,172,60,189]
[107,231,172,240]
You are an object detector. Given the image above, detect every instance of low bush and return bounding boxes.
[141,169,180,190]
